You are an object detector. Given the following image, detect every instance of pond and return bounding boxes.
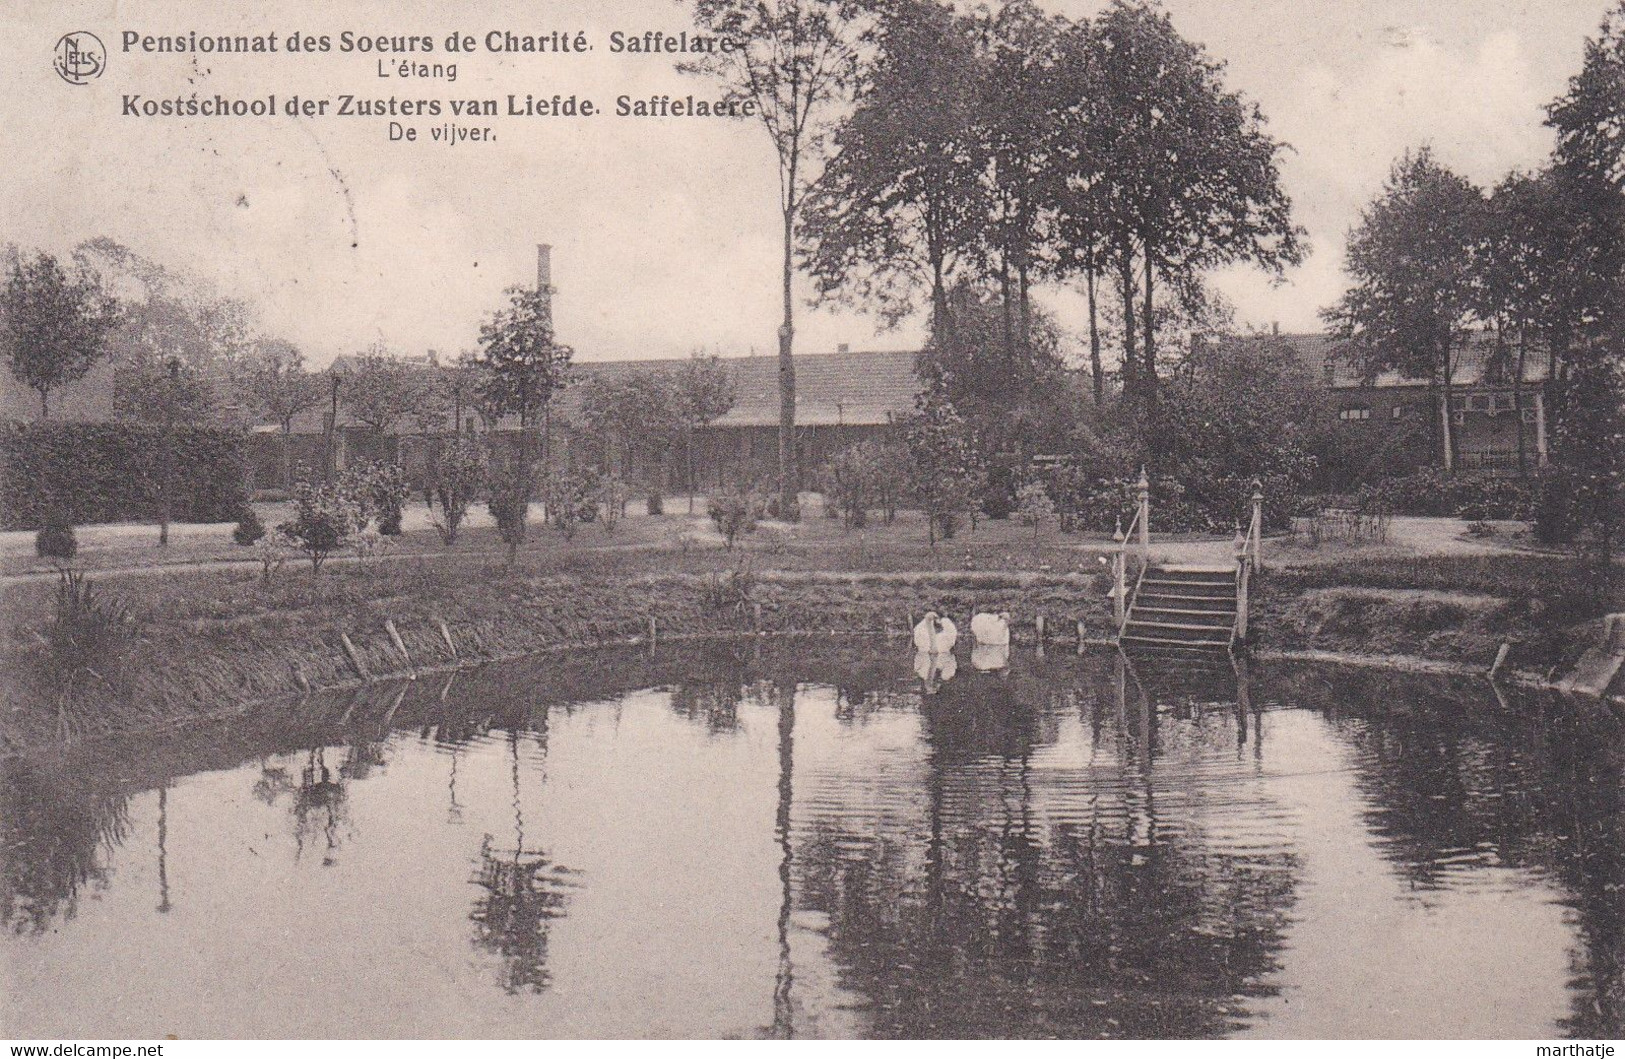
[1,640,1620,1040]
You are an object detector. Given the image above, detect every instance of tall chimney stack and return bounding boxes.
[536,244,553,292]
[535,243,554,329]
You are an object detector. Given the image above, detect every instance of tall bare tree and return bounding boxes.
[684,0,866,518]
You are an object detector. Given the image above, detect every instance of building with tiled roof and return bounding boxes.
[250,347,924,494]
[1211,330,1549,480]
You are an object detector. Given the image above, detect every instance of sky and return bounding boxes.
[0,0,1613,369]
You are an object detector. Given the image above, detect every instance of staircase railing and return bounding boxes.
[1233,480,1264,646]
[1113,468,1151,640]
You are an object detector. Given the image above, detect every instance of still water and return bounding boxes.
[2,640,1620,1039]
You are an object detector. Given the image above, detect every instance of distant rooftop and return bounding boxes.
[1215,331,1549,388]
[275,348,922,433]
[559,349,920,427]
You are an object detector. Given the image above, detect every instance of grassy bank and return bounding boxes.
[1257,553,1618,676]
[0,550,1113,750]
[4,514,1614,751]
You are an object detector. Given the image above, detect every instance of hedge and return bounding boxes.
[1,423,249,529]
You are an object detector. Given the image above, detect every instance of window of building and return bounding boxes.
[1521,407,1538,424]
[1339,407,1371,422]
[1391,405,1406,420]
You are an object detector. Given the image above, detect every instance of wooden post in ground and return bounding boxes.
[339,633,372,682]
[1076,619,1086,654]
[384,619,414,675]
[1036,613,1046,645]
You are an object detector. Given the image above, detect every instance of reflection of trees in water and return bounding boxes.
[0,757,131,934]
[670,679,744,735]
[792,659,1295,1039]
[468,722,581,995]
[292,748,350,868]
[1278,667,1625,1038]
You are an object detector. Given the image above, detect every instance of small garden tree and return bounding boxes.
[0,248,121,420]
[820,441,882,529]
[279,481,364,573]
[1015,480,1056,542]
[235,338,323,490]
[674,352,737,511]
[350,461,411,535]
[476,286,573,549]
[708,490,761,550]
[905,399,985,545]
[342,346,423,442]
[431,438,487,545]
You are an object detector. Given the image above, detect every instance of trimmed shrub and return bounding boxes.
[349,461,411,535]
[232,507,266,546]
[1357,469,1537,520]
[278,481,363,573]
[35,510,77,560]
[708,490,761,549]
[0,423,248,529]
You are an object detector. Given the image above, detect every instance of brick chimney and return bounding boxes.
[536,244,554,327]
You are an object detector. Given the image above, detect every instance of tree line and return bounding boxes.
[1327,3,1625,552]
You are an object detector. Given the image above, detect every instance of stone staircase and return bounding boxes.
[1120,565,1237,653]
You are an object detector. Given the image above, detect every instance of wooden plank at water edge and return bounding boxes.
[1558,613,1625,698]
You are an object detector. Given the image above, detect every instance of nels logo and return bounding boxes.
[54,31,105,85]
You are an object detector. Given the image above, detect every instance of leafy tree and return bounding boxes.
[1477,170,1570,474]
[905,398,986,545]
[1160,333,1326,527]
[915,283,1079,514]
[0,248,121,419]
[1014,480,1056,542]
[1541,3,1625,559]
[76,238,254,377]
[673,352,737,511]
[1322,149,1485,471]
[442,352,492,433]
[819,440,882,529]
[801,0,987,334]
[118,358,214,545]
[542,466,593,540]
[349,461,411,535]
[577,370,678,493]
[430,438,487,545]
[342,346,422,438]
[279,481,364,573]
[683,0,867,518]
[1078,0,1303,443]
[235,338,323,488]
[477,284,572,510]
[971,1,1073,355]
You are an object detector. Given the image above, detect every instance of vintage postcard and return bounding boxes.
[1,0,1621,1046]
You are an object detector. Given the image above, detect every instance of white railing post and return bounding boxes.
[1250,479,1264,572]
[1136,466,1150,564]
[1112,516,1126,628]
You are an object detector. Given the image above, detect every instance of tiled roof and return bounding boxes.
[276,348,922,432]
[558,349,921,427]
[1218,332,1549,388]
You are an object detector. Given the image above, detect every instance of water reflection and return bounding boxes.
[0,641,1618,1039]
[468,728,579,995]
